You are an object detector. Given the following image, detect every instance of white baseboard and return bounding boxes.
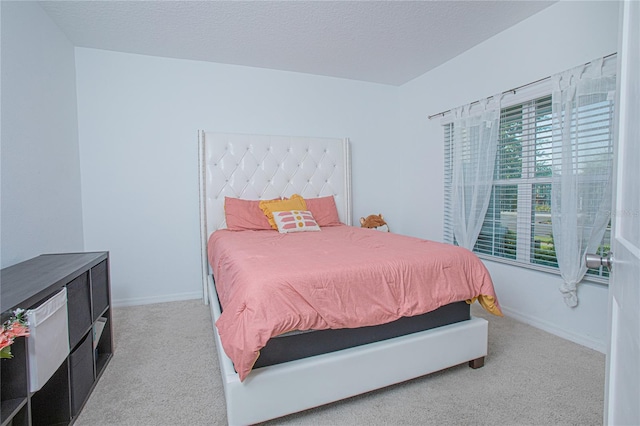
[112,294,606,353]
[500,306,606,354]
[112,291,203,308]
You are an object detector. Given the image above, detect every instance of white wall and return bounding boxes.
[72,1,620,351]
[1,2,84,268]
[397,0,620,351]
[74,49,399,306]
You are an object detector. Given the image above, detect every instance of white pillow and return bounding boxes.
[273,210,321,233]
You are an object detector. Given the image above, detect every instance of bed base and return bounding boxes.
[207,276,488,425]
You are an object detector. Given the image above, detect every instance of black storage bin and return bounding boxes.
[69,333,94,416]
[91,260,109,321]
[30,361,71,426]
[67,272,91,349]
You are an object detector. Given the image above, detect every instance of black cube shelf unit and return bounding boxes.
[1,252,114,426]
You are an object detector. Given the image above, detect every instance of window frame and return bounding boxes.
[442,81,611,285]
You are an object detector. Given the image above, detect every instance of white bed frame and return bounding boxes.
[198,131,489,425]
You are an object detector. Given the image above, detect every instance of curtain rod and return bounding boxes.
[427,52,617,120]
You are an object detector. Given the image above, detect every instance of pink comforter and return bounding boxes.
[208,225,500,381]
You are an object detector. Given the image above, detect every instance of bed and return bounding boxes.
[198,131,501,425]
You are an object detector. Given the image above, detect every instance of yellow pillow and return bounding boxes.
[259,194,307,230]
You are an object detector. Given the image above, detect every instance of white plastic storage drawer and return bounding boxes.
[26,287,70,392]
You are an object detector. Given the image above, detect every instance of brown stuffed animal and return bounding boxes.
[360,214,389,232]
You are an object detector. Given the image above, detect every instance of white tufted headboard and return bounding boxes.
[198,131,352,302]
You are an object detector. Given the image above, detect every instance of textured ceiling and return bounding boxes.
[39,1,555,86]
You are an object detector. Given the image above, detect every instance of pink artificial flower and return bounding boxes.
[0,331,13,351]
[1,309,29,358]
[6,322,30,338]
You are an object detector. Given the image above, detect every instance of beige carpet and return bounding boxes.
[75,300,605,426]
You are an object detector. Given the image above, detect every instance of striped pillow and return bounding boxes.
[273,210,321,233]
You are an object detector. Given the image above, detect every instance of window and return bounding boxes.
[444,94,613,280]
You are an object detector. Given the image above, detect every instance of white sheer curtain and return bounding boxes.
[551,57,616,307]
[451,96,501,250]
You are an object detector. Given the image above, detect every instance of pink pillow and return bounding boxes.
[224,197,277,231]
[273,210,321,233]
[304,196,342,227]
